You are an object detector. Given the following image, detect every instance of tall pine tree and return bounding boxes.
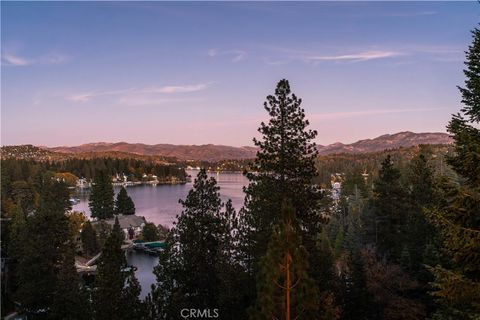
[241,79,325,293]
[81,220,99,256]
[251,200,319,320]
[51,245,91,320]
[16,180,72,315]
[89,170,114,220]
[371,155,407,262]
[426,27,480,318]
[93,217,143,320]
[153,169,244,319]
[404,152,439,289]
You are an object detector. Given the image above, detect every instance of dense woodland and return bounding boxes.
[1,27,479,320]
[1,157,186,183]
[314,144,454,187]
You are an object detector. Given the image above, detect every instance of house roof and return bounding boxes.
[93,214,146,229]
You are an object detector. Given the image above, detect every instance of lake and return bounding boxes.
[73,170,248,299]
[72,170,248,227]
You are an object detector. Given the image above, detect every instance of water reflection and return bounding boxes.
[126,251,159,299]
[73,170,248,227]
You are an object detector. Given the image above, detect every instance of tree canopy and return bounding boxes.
[89,170,115,220]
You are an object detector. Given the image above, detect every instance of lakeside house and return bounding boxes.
[92,214,147,240]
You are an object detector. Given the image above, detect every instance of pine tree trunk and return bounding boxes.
[286,252,291,320]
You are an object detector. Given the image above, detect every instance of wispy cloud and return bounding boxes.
[117,96,204,107]
[144,83,210,94]
[67,89,133,102]
[302,50,403,63]
[262,46,404,65]
[1,52,31,66]
[309,107,446,121]
[208,48,246,62]
[66,83,212,102]
[1,50,70,66]
[263,43,464,66]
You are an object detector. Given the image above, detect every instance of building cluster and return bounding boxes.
[330,173,344,201]
[0,145,56,161]
[92,214,147,240]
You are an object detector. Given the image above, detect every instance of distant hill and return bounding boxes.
[1,145,65,161]
[47,143,259,162]
[316,131,452,155]
[41,131,452,161]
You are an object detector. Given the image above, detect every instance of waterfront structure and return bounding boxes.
[92,214,146,240]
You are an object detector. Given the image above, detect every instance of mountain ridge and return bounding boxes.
[40,131,451,161]
[316,131,452,155]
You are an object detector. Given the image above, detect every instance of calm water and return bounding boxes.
[72,170,248,227]
[73,170,248,299]
[126,250,159,299]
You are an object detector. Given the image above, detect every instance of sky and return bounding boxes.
[1,1,479,147]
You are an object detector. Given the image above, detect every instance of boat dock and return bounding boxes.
[132,240,166,255]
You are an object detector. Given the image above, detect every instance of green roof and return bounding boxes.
[144,242,166,249]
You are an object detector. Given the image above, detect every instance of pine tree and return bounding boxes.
[340,248,371,320]
[5,205,26,305]
[16,180,71,315]
[315,230,342,319]
[217,199,251,319]
[11,180,35,214]
[153,169,243,319]
[115,186,135,215]
[141,222,160,242]
[336,203,373,320]
[51,245,91,320]
[459,27,480,124]
[120,269,145,320]
[362,246,425,320]
[89,170,114,220]
[404,153,439,285]
[251,200,319,320]
[93,217,142,320]
[426,27,480,317]
[81,220,99,256]
[343,170,367,197]
[8,205,26,260]
[154,169,223,317]
[241,79,325,292]
[371,155,407,261]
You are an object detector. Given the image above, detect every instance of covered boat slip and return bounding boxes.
[132,240,166,255]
